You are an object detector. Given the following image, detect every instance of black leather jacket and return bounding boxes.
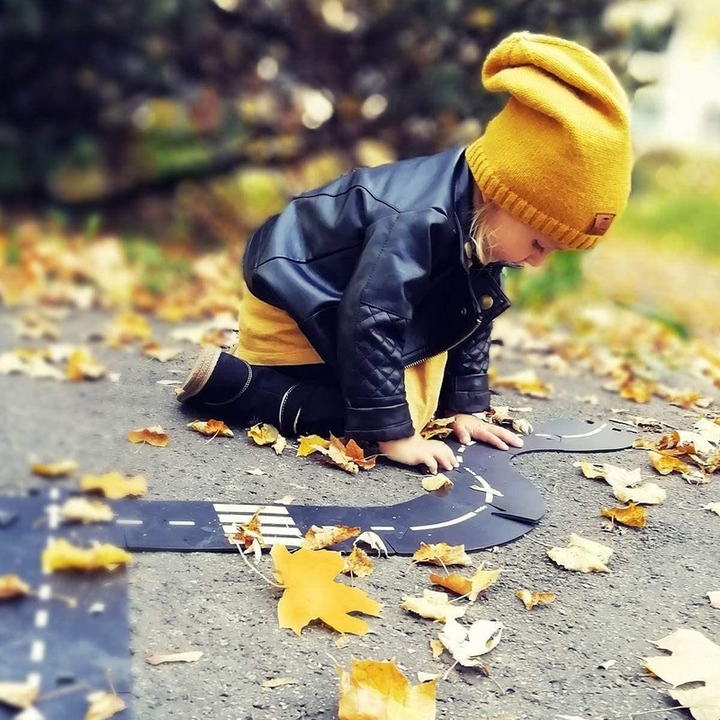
[243,146,511,441]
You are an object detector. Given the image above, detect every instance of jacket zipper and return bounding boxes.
[404,317,483,368]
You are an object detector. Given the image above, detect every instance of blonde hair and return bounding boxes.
[468,199,497,266]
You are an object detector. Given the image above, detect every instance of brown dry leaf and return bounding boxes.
[145,651,203,665]
[80,472,148,499]
[614,483,667,505]
[412,542,472,567]
[649,451,691,476]
[437,618,504,667]
[420,416,456,440]
[337,658,436,720]
[601,502,648,528]
[232,509,265,550]
[31,458,78,478]
[248,423,280,446]
[302,524,361,550]
[271,544,382,636]
[515,589,556,610]
[421,474,453,492]
[495,369,552,398]
[60,497,114,524]
[429,567,501,601]
[644,629,720,720]
[0,680,39,709]
[67,348,107,381]
[141,341,181,363]
[547,534,613,573]
[342,438,376,470]
[430,638,445,658]
[342,546,374,577]
[705,503,720,517]
[296,434,331,457]
[127,425,169,447]
[0,574,32,600]
[187,419,234,438]
[400,589,467,623]
[42,538,132,573]
[85,690,127,720]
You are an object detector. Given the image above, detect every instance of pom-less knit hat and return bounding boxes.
[465,32,632,250]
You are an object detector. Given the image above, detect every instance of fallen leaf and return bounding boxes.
[67,348,107,381]
[232,509,264,550]
[437,618,503,667]
[127,425,169,447]
[187,419,234,438]
[337,658,436,720]
[577,395,599,405]
[695,418,720,445]
[512,417,534,435]
[412,542,472,567]
[342,547,374,577]
[575,461,643,489]
[248,423,280,446]
[421,474,453,492]
[273,435,287,455]
[30,459,78,478]
[104,311,152,348]
[601,502,648,528]
[141,341,182,363]
[416,672,440,684]
[429,567,501,601]
[0,681,39,709]
[354,531,389,557]
[400,589,467,623]
[246,468,266,476]
[0,574,32,600]
[644,629,720,720]
[145,651,204,665]
[547,534,613,573]
[80,472,148,499]
[60,497,114,524]
[648,451,691,476]
[515,589,556,610]
[619,375,656,403]
[708,592,720,609]
[42,538,132,573]
[85,690,126,720]
[261,677,298,689]
[271,544,382,636]
[420,416,456,440]
[302,524,361,550]
[614,483,667,505]
[495,369,552,398]
[296,434,331,457]
[430,639,444,658]
[705,503,720,517]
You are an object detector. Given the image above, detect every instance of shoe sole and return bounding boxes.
[177,346,222,402]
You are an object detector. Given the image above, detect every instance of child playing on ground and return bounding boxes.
[178,31,632,474]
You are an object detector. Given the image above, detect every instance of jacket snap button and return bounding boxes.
[480,295,494,310]
[460,307,467,316]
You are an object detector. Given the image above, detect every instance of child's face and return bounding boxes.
[483,203,563,267]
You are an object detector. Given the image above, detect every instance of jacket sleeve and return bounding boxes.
[337,209,451,442]
[436,322,492,415]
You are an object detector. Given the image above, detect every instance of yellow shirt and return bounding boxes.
[236,284,447,433]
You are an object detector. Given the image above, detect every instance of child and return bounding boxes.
[178,31,632,474]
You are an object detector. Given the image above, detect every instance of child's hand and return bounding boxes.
[451,413,524,451]
[378,434,459,475]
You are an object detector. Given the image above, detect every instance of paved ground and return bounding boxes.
[1,306,719,720]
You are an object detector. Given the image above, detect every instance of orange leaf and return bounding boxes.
[232,509,264,549]
[127,425,169,447]
[302,524,361,550]
[343,438,377,470]
[0,574,32,600]
[429,567,501,601]
[80,472,147,499]
[187,419,234,438]
[271,545,381,636]
[337,658,436,720]
[31,459,78,478]
[601,502,648,528]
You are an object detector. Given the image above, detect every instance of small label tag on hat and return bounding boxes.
[587,213,616,236]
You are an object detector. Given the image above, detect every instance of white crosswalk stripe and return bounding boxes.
[215,504,303,547]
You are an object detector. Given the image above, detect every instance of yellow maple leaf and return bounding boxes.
[296,434,331,457]
[0,574,32,600]
[429,567,501,601]
[42,538,132,573]
[302,524,361,550]
[67,347,107,381]
[248,423,280,445]
[127,425,170,447]
[515,589,556,610]
[187,419,234,438]
[337,658,436,720]
[80,472,148,499]
[30,458,78,478]
[85,690,127,720]
[601,502,648,528]
[271,544,381,636]
[648,451,691,476]
[412,542,472,567]
[342,546,374,578]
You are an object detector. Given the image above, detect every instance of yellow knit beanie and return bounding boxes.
[465,32,632,250]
